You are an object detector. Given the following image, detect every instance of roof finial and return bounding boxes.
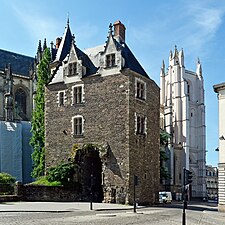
[67,12,70,26]
[108,23,113,35]
[72,34,75,45]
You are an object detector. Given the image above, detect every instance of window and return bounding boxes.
[15,88,27,114]
[72,85,84,104]
[68,62,77,76]
[135,78,146,100]
[106,54,115,68]
[72,115,84,136]
[135,114,146,135]
[58,91,65,106]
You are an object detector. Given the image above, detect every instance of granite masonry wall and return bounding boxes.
[45,69,159,205]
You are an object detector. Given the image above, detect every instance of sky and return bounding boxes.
[1,0,224,167]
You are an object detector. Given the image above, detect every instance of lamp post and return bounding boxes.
[133,175,138,213]
[90,173,93,210]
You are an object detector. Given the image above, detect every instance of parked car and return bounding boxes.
[159,191,172,203]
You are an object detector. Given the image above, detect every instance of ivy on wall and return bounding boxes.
[30,48,51,178]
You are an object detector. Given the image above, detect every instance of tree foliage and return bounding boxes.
[160,130,171,181]
[46,162,75,186]
[30,48,51,178]
[0,172,16,184]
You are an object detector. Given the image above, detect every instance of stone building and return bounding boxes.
[0,49,34,183]
[160,46,206,199]
[44,20,160,205]
[205,165,218,200]
[213,82,225,212]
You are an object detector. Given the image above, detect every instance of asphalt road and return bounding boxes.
[0,202,224,225]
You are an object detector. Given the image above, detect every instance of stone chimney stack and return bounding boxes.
[113,20,126,43]
[56,37,61,49]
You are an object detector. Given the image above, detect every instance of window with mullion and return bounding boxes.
[136,115,146,135]
[106,53,116,68]
[74,86,82,104]
[136,81,145,100]
[59,92,64,106]
[74,117,83,135]
[68,62,77,76]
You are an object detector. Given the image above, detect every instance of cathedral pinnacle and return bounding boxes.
[160,60,165,77]
[162,60,165,70]
[173,45,178,58]
[43,38,47,50]
[196,57,202,78]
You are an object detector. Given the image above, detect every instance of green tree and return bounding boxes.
[160,130,171,182]
[30,48,51,178]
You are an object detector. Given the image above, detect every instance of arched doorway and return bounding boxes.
[75,145,103,202]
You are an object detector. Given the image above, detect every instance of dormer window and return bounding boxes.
[68,62,77,76]
[106,54,115,68]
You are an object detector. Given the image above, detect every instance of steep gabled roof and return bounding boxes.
[85,42,149,78]
[121,43,148,78]
[55,24,73,62]
[0,49,34,77]
[75,46,98,76]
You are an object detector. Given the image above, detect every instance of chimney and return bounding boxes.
[56,37,61,49]
[113,20,126,43]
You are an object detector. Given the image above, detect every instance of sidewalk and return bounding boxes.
[0,202,133,212]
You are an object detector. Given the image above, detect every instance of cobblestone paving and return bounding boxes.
[0,204,224,225]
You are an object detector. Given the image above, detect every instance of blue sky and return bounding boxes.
[1,0,225,166]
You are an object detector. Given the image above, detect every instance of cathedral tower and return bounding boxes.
[161,46,206,199]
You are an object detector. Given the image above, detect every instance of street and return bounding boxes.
[0,202,224,225]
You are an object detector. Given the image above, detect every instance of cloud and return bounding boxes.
[130,1,225,59]
[183,2,225,50]
[9,2,62,42]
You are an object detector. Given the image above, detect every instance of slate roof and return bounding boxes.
[52,22,149,80]
[54,24,73,62]
[121,43,149,78]
[52,24,97,76]
[0,49,34,77]
[85,42,149,78]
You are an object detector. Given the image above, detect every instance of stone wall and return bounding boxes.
[45,70,160,205]
[15,183,81,202]
[125,69,160,205]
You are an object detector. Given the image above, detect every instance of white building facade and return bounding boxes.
[213,82,225,212]
[160,46,206,199]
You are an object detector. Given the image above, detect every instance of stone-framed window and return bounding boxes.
[135,78,146,100]
[68,62,77,76]
[135,113,147,135]
[58,91,65,106]
[72,84,84,105]
[72,115,84,136]
[105,53,116,68]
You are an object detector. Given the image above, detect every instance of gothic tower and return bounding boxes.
[161,46,206,199]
